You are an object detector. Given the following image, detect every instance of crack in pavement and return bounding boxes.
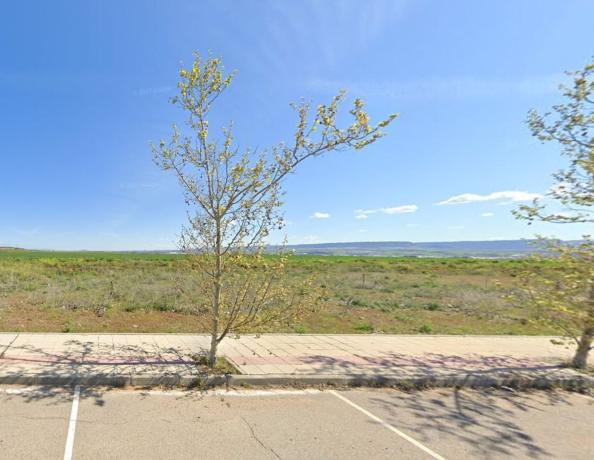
[0,333,19,359]
[3,415,69,422]
[240,415,281,459]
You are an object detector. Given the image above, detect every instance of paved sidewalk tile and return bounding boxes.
[0,334,591,383]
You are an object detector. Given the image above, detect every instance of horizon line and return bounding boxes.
[1,238,575,253]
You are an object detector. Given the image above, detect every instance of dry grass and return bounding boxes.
[0,251,558,335]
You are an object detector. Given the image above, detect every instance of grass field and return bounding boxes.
[0,249,559,335]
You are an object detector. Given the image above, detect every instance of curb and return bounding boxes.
[0,332,567,338]
[1,371,592,391]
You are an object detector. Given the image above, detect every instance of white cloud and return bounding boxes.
[383,205,418,214]
[437,191,541,206]
[311,212,330,219]
[481,212,495,218]
[355,204,418,218]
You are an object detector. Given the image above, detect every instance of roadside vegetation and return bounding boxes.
[152,53,397,364]
[2,59,590,370]
[514,59,593,368]
[0,250,560,336]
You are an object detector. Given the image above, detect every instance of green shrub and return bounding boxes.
[418,324,433,334]
[350,298,366,307]
[294,325,307,334]
[354,321,374,332]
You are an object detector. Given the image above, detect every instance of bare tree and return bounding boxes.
[153,53,397,366]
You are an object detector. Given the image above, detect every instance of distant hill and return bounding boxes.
[277,240,552,258]
[3,240,576,259]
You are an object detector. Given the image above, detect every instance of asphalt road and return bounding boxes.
[1,386,592,459]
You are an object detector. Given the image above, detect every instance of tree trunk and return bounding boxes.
[208,330,218,367]
[571,326,593,369]
[208,276,221,367]
[571,285,594,369]
[208,216,223,368]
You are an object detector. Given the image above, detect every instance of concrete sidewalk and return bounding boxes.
[1,333,592,388]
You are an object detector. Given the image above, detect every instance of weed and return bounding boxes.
[350,298,366,307]
[354,321,374,333]
[418,324,433,334]
[0,249,563,335]
[294,325,307,334]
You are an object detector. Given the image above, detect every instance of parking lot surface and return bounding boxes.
[1,386,593,459]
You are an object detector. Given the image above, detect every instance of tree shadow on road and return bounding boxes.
[359,387,588,458]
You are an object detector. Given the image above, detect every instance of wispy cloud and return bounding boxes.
[240,0,408,83]
[355,204,418,219]
[481,212,495,217]
[299,235,321,244]
[311,211,330,219]
[10,226,43,237]
[132,86,173,97]
[119,182,160,190]
[308,73,565,101]
[437,191,541,206]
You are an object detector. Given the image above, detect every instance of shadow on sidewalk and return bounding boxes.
[0,339,214,405]
[1,339,206,365]
[298,352,566,375]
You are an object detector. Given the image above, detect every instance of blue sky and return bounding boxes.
[1,0,593,250]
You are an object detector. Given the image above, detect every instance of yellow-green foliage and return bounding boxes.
[151,53,397,363]
[517,239,594,337]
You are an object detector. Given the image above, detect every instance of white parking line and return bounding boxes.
[63,385,81,460]
[573,392,594,402]
[330,390,446,460]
